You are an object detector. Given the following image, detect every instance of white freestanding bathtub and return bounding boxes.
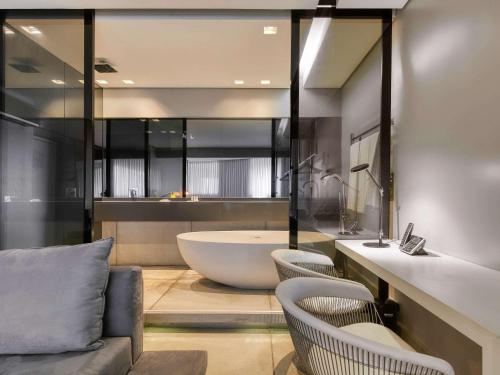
[177,230,334,289]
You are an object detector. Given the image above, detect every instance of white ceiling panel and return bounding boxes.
[336,0,408,9]
[0,0,318,9]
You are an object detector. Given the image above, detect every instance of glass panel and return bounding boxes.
[148,119,184,198]
[108,119,146,198]
[297,18,384,254]
[186,119,272,198]
[274,118,290,198]
[94,85,105,198]
[1,15,85,248]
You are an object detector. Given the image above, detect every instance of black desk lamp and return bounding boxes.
[350,163,389,248]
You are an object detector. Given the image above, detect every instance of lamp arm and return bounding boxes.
[365,169,383,193]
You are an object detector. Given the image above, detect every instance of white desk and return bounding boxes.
[335,240,500,375]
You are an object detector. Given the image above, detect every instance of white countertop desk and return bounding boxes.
[335,240,500,375]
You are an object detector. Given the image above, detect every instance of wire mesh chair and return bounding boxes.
[271,249,340,282]
[276,277,455,375]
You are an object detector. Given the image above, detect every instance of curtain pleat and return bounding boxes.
[111,159,145,198]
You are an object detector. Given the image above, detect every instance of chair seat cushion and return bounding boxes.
[0,337,132,375]
[340,322,415,352]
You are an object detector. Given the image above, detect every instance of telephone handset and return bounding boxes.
[400,223,414,249]
[400,235,427,256]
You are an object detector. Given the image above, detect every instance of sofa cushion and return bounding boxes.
[0,337,132,375]
[0,238,113,355]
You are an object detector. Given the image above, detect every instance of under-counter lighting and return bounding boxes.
[21,26,42,35]
[260,80,271,85]
[151,118,160,122]
[234,80,245,85]
[96,79,108,85]
[3,26,15,35]
[122,79,135,85]
[51,79,64,85]
[263,26,278,35]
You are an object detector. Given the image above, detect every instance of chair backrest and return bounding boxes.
[271,249,340,281]
[276,277,454,375]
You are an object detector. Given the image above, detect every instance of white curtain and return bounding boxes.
[94,160,103,198]
[249,158,271,198]
[187,158,271,198]
[112,159,145,198]
[187,160,220,197]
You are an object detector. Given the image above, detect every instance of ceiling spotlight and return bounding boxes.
[3,26,15,35]
[263,26,278,35]
[21,26,42,35]
[96,79,108,85]
[260,80,271,85]
[51,79,65,85]
[234,80,245,85]
[122,79,135,85]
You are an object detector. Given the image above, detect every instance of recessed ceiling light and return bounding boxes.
[122,79,135,85]
[3,26,15,35]
[260,80,271,85]
[263,26,278,35]
[51,79,64,85]
[21,26,42,35]
[234,80,245,85]
[78,79,84,84]
[96,79,108,85]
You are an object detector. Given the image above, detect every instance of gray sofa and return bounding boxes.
[0,266,144,375]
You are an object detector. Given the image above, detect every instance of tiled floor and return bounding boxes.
[143,267,284,327]
[144,328,303,375]
[142,267,300,374]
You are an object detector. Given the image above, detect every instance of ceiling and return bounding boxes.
[94,11,291,88]
[1,0,409,9]
[0,0,319,9]
[304,19,383,88]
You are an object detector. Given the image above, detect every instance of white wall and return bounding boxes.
[392,0,500,271]
[103,88,290,118]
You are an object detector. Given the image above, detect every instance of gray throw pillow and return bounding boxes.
[0,238,113,355]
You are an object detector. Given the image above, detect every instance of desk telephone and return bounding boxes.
[399,223,427,255]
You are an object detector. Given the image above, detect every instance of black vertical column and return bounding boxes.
[144,119,150,197]
[105,119,112,197]
[182,119,187,197]
[289,11,300,249]
[380,12,392,239]
[271,119,277,198]
[83,9,95,243]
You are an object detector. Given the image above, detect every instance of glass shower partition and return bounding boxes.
[1,14,87,248]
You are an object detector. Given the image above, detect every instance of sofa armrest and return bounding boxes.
[103,266,143,363]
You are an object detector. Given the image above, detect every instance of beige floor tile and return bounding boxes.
[143,279,178,310]
[151,271,271,312]
[144,331,274,375]
[142,267,187,280]
[270,293,284,312]
[272,332,303,375]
